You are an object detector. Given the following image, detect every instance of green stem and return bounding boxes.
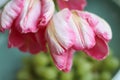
[53,0,59,12]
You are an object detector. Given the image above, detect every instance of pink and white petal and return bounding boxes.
[57,0,87,10]
[1,0,24,30]
[50,49,74,72]
[78,11,112,41]
[8,28,24,48]
[50,51,67,71]
[75,11,98,28]
[71,11,95,50]
[39,0,55,26]
[16,0,41,33]
[84,36,109,60]
[94,18,112,42]
[45,9,75,55]
[62,49,74,72]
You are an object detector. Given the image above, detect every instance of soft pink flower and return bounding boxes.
[8,27,47,54]
[1,0,55,33]
[45,9,75,72]
[73,10,112,60]
[45,8,112,72]
[57,0,87,10]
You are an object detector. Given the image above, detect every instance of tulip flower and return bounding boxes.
[8,27,47,54]
[57,0,87,10]
[45,8,112,72]
[45,9,75,72]
[1,0,55,33]
[72,10,112,60]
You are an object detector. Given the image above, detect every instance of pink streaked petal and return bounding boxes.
[50,51,67,70]
[72,11,95,50]
[78,11,112,41]
[62,49,74,72]
[45,9,75,55]
[75,11,98,28]
[16,0,41,33]
[94,18,112,42]
[57,0,87,10]
[1,0,24,30]
[84,36,109,60]
[39,0,55,26]
[50,49,74,72]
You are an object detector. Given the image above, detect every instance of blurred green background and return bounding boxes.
[0,0,120,80]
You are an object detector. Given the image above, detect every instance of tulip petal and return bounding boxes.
[8,27,47,54]
[8,28,24,48]
[1,0,24,30]
[50,48,74,72]
[94,17,112,42]
[19,44,28,52]
[35,28,47,52]
[85,36,109,60]
[39,0,55,26]
[16,0,41,33]
[71,11,95,50]
[62,49,74,72]
[57,0,87,10]
[77,11,112,41]
[46,9,75,55]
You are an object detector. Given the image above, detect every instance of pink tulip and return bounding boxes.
[57,0,87,10]
[1,0,55,33]
[45,9,75,72]
[45,8,112,72]
[72,10,112,60]
[8,27,47,54]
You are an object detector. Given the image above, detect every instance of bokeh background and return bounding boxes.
[0,0,120,80]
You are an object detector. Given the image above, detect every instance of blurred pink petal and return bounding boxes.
[45,9,75,72]
[45,9,75,55]
[1,0,24,31]
[8,27,46,54]
[62,49,74,72]
[8,28,24,48]
[39,0,55,26]
[71,11,95,50]
[16,0,41,33]
[57,0,87,10]
[85,36,109,60]
[93,16,112,42]
[50,48,74,72]
[76,11,112,41]
[1,0,55,33]
[72,10,112,60]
